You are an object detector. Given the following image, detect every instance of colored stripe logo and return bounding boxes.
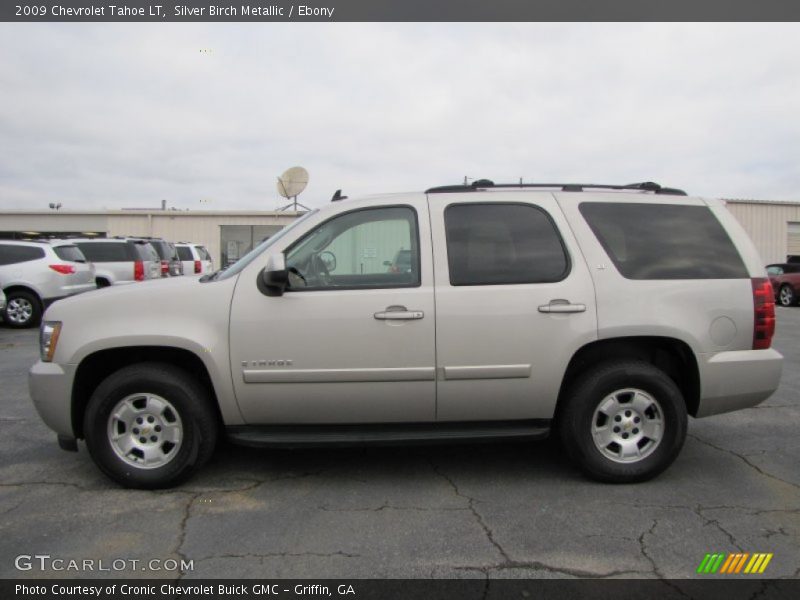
[696,553,773,574]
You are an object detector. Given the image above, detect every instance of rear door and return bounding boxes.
[428,193,598,421]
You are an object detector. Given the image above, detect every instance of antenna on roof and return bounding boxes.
[277,166,310,212]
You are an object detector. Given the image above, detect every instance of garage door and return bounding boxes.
[789,222,800,258]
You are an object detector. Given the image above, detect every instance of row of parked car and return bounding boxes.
[0,237,213,328]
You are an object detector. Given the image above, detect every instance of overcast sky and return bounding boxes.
[1,23,799,211]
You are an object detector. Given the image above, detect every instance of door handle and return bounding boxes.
[374,305,424,320]
[538,300,587,314]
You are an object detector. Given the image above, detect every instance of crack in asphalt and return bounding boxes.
[428,458,658,579]
[197,551,362,562]
[688,433,800,491]
[691,506,744,552]
[318,503,469,513]
[427,458,510,563]
[0,480,89,490]
[171,491,202,581]
[637,519,693,598]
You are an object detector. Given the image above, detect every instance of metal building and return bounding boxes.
[0,198,798,268]
[0,210,300,268]
[725,200,800,264]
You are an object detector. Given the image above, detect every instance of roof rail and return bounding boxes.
[425,180,687,196]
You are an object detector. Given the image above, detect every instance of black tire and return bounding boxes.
[96,278,111,288]
[84,362,219,489]
[2,289,42,328]
[778,284,796,307]
[557,360,687,483]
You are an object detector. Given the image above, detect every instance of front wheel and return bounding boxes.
[84,363,218,489]
[778,284,796,307]
[558,361,687,483]
[3,290,42,328]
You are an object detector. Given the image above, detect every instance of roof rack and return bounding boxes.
[425,180,687,196]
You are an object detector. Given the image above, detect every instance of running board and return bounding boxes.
[226,420,550,448]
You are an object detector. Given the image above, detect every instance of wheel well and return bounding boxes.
[95,277,110,287]
[555,337,701,418]
[71,346,220,439]
[3,285,42,306]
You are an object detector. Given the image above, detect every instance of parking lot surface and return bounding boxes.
[1,312,799,580]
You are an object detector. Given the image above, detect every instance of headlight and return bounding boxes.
[40,321,62,362]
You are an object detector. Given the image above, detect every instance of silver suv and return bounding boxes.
[0,240,96,328]
[28,181,783,488]
[72,238,161,286]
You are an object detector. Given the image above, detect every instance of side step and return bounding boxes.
[226,420,550,448]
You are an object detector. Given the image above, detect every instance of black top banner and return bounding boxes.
[2,0,800,22]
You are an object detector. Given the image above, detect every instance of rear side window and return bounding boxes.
[0,244,45,265]
[444,203,569,286]
[135,243,160,261]
[76,242,132,262]
[195,246,211,261]
[176,246,193,261]
[580,203,748,280]
[53,245,86,263]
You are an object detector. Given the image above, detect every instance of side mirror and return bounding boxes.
[259,254,288,297]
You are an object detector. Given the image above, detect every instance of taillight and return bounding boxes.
[752,277,776,350]
[194,260,202,274]
[161,260,169,275]
[48,264,75,275]
[134,260,145,281]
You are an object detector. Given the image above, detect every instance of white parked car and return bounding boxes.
[0,240,96,328]
[72,238,161,287]
[175,242,214,276]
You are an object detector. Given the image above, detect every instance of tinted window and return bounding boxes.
[53,245,86,263]
[0,244,46,265]
[195,246,211,261]
[766,266,784,276]
[147,241,169,260]
[580,203,748,280]
[286,207,419,290]
[176,246,193,261]
[445,203,569,286]
[76,242,132,262]
[135,243,160,262]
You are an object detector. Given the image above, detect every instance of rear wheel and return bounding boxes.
[558,360,687,483]
[778,284,796,307]
[84,363,218,489]
[3,290,41,328]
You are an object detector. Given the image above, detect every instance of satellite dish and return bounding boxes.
[276,167,309,211]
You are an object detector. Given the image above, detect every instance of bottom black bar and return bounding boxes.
[2,579,799,600]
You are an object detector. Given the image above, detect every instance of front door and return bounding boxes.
[229,198,436,424]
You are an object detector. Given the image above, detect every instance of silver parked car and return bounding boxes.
[72,238,161,287]
[134,238,183,277]
[29,180,783,488]
[0,240,96,328]
[175,242,214,276]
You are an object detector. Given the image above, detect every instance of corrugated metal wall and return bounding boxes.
[726,201,800,264]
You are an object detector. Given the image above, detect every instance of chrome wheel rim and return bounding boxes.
[779,286,793,306]
[6,298,33,324]
[591,388,664,463]
[107,393,183,469]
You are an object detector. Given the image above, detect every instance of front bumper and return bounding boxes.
[696,348,783,417]
[29,361,77,438]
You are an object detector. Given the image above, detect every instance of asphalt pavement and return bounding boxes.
[1,311,798,580]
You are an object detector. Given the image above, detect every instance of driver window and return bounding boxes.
[285,206,419,290]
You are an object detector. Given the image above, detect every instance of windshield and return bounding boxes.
[214,210,318,281]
